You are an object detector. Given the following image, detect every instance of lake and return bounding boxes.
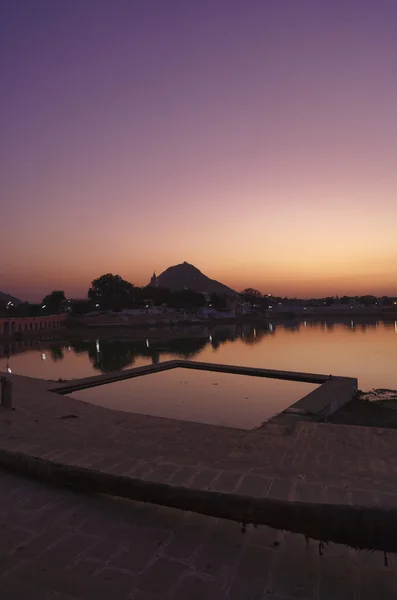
[1,319,396,392]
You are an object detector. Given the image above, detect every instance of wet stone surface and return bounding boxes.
[1,470,397,599]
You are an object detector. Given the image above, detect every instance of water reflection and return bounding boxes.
[49,345,64,362]
[1,318,396,390]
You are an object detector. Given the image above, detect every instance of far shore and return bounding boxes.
[0,308,396,343]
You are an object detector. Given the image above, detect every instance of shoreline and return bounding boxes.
[1,309,396,343]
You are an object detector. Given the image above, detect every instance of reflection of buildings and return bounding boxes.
[0,337,58,358]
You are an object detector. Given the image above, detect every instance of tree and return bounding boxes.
[168,289,206,310]
[42,290,66,313]
[88,274,134,309]
[358,295,377,307]
[240,288,262,298]
[210,292,228,311]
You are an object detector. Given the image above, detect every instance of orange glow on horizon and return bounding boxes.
[2,2,397,302]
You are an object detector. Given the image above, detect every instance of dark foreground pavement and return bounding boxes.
[1,469,396,600]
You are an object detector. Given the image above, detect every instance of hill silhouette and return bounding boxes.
[0,290,22,306]
[152,262,236,296]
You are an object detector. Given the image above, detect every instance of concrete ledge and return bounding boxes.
[285,378,358,417]
[179,360,332,383]
[51,359,356,425]
[0,447,396,553]
[52,359,334,395]
[52,360,182,394]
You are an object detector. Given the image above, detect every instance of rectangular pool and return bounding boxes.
[69,367,318,429]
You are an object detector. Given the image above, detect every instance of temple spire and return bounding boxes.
[150,271,158,287]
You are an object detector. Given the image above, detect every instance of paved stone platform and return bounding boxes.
[2,371,397,596]
[1,372,395,507]
[1,469,396,599]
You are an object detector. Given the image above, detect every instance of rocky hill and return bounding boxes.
[0,291,22,306]
[152,262,236,296]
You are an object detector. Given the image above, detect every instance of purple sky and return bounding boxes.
[1,0,397,301]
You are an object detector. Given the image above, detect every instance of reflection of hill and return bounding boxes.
[159,338,207,359]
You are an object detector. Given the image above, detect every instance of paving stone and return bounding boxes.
[136,558,187,594]
[94,568,136,593]
[236,474,271,497]
[27,497,85,532]
[318,554,356,600]
[167,466,197,486]
[0,525,34,555]
[70,560,101,578]
[294,482,324,503]
[244,524,283,548]
[351,489,377,507]
[0,577,53,600]
[210,471,242,492]
[263,593,304,600]
[227,545,274,599]
[189,468,220,490]
[41,533,96,568]
[10,561,135,600]
[173,573,226,600]
[266,478,294,501]
[0,552,26,576]
[109,535,162,574]
[50,594,85,600]
[324,485,350,505]
[163,515,213,560]
[88,457,123,472]
[358,566,396,600]
[376,492,397,509]
[132,590,163,600]
[51,593,85,600]
[88,534,126,562]
[193,520,245,576]
[269,533,319,599]
[149,506,185,532]
[14,525,68,560]
[353,548,392,570]
[145,464,179,483]
[18,487,64,511]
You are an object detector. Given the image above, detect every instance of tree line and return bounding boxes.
[2,273,396,318]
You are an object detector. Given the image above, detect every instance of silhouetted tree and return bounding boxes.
[42,290,66,313]
[168,289,206,310]
[358,295,377,307]
[88,274,134,309]
[209,293,228,311]
[240,288,262,298]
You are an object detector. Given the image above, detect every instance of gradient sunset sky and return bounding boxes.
[1,0,397,301]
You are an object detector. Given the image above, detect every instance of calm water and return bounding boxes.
[1,319,396,391]
[70,368,318,428]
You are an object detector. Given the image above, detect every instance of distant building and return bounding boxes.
[149,272,158,288]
